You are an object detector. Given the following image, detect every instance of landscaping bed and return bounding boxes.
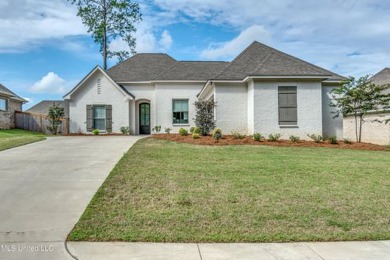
[152,134,388,151]
[68,138,390,243]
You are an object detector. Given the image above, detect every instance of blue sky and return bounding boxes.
[1,0,389,109]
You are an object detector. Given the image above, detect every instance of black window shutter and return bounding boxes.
[106,105,112,132]
[86,105,93,131]
[278,87,297,125]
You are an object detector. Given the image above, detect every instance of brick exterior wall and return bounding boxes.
[0,97,23,129]
[343,112,390,145]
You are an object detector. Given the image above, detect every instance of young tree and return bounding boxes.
[330,75,390,142]
[47,103,65,135]
[194,99,216,136]
[68,0,142,69]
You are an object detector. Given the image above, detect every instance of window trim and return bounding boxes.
[93,105,106,130]
[0,97,8,111]
[278,86,298,126]
[172,99,189,125]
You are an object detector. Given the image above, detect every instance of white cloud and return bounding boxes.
[30,72,66,94]
[159,30,173,51]
[23,97,33,104]
[0,0,86,53]
[200,25,271,60]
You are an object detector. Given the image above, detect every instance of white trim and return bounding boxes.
[243,75,330,82]
[117,80,207,84]
[63,66,134,100]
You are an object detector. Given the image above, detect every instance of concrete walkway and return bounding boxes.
[67,241,390,260]
[0,136,143,260]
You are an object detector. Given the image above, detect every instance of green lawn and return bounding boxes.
[0,129,46,151]
[69,138,390,242]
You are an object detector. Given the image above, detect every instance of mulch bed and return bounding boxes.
[152,134,388,151]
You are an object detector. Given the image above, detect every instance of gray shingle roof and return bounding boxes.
[0,84,26,102]
[106,53,178,82]
[155,61,229,81]
[214,41,344,81]
[370,68,390,85]
[26,100,68,117]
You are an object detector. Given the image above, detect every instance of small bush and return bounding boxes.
[343,138,353,144]
[328,136,338,144]
[253,133,263,141]
[268,133,282,142]
[289,135,300,143]
[165,127,172,134]
[179,128,188,136]
[190,127,195,134]
[92,129,99,135]
[152,125,161,134]
[212,128,222,140]
[192,133,200,139]
[193,127,201,134]
[231,131,245,140]
[307,134,323,143]
[120,126,129,135]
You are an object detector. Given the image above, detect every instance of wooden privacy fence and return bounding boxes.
[15,111,69,135]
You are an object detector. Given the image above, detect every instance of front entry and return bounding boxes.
[139,103,150,134]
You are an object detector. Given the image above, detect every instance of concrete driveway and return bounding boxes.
[0,136,143,260]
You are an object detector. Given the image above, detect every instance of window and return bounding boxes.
[278,86,297,125]
[97,79,101,94]
[93,105,106,130]
[0,98,7,111]
[172,99,189,124]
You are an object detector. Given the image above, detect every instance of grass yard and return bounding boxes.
[69,138,390,242]
[0,129,46,151]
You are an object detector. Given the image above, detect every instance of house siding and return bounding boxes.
[252,80,323,140]
[0,97,22,129]
[322,85,343,139]
[68,70,130,133]
[214,83,248,134]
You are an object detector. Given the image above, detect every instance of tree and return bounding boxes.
[194,99,216,136]
[330,75,390,142]
[68,0,142,69]
[47,103,65,135]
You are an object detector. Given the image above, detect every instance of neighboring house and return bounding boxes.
[26,100,69,118]
[0,84,27,129]
[343,68,390,145]
[64,41,344,139]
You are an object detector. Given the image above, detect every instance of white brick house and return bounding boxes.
[63,41,344,139]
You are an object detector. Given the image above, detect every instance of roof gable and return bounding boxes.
[0,84,27,103]
[26,100,67,115]
[215,41,344,80]
[370,68,390,85]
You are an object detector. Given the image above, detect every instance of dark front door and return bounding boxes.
[139,103,150,134]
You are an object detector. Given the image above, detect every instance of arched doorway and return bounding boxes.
[139,103,150,134]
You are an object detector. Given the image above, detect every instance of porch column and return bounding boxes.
[130,100,136,135]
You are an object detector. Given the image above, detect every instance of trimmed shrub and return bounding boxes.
[343,138,353,144]
[328,136,338,144]
[231,131,245,140]
[289,135,300,143]
[194,99,216,136]
[179,128,188,136]
[307,134,323,143]
[192,133,200,139]
[193,127,201,134]
[190,127,195,134]
[92,129,100,135]
[268,133,282,142]
[253,133,263,141]
[212,128,222,140]
[120,126,129,135]
[165,127,172,134]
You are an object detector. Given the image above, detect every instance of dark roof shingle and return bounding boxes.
[370,68,390,85]
[0,84,26,102]
[26,100,68,116]
[214,41,344,80]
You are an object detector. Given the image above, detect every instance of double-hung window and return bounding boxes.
[0,98,7,111]
[278,86,297,126]
[93,105,106,130]
[172,99,189,124]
